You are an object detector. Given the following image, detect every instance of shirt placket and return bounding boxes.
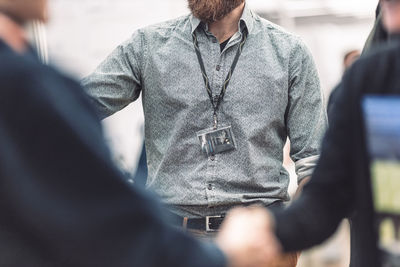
[201,30,242,207]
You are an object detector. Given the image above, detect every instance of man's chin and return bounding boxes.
[194,15,217,24]
[188,0,244,23]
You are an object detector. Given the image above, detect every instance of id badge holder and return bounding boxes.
[197,126,237,156]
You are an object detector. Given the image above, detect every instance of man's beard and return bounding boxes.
[188,0,244,23]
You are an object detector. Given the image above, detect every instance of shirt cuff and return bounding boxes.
[295,155,319,183]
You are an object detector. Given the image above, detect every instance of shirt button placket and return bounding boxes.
[204,34,221,207]
[206,152,217,205]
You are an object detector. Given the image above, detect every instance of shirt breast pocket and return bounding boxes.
[224,65,289,117]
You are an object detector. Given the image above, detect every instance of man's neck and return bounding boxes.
[208,2,245,44]
[0,13,28,54]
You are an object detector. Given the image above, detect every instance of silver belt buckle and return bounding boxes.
[206,215,223,232]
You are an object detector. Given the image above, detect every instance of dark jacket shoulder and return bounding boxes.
[345,42,400,96]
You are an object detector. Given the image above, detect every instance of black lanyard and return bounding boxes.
[192,27,248,129]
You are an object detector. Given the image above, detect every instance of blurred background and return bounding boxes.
[44,0,379,266]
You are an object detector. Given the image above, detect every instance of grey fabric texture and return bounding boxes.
[82,5,328,218]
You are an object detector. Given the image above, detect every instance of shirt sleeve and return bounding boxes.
[273,70,357,252]
[81,30,144,120]
[286,38,328,183]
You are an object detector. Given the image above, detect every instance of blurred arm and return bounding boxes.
[0,61,226,267]
[273,76,356,252]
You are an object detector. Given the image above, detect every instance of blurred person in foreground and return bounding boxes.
[83,1,327,265]
[240,0,400,266]
[0,0,279,266]
[364,1,389,53]
[329,1,388,117]
[327,49,360,116]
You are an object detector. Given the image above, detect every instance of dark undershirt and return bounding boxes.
[220,38,231,52]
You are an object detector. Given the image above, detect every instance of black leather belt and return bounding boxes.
[173,214,226,232]
[171,201,285,232]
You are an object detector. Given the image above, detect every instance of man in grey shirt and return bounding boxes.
[83,0,326,248]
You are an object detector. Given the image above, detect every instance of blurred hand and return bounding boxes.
[267,252,300,267]
[215,206,282,267]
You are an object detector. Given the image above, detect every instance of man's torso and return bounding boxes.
[83,7,326,217]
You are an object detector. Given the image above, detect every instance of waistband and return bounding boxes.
[170,201,286,231]
[168,200,287,218]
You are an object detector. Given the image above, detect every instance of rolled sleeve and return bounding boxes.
[295,155,319,182]
[286,38,328,183]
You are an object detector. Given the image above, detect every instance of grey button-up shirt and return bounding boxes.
[82,5,328,218]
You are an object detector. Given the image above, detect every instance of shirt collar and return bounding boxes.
[190,3,254,34]
[240,3,254,33]
[190,15,202,34]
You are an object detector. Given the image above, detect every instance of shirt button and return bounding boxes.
[216,65,221,71]
[207,184,213,190]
